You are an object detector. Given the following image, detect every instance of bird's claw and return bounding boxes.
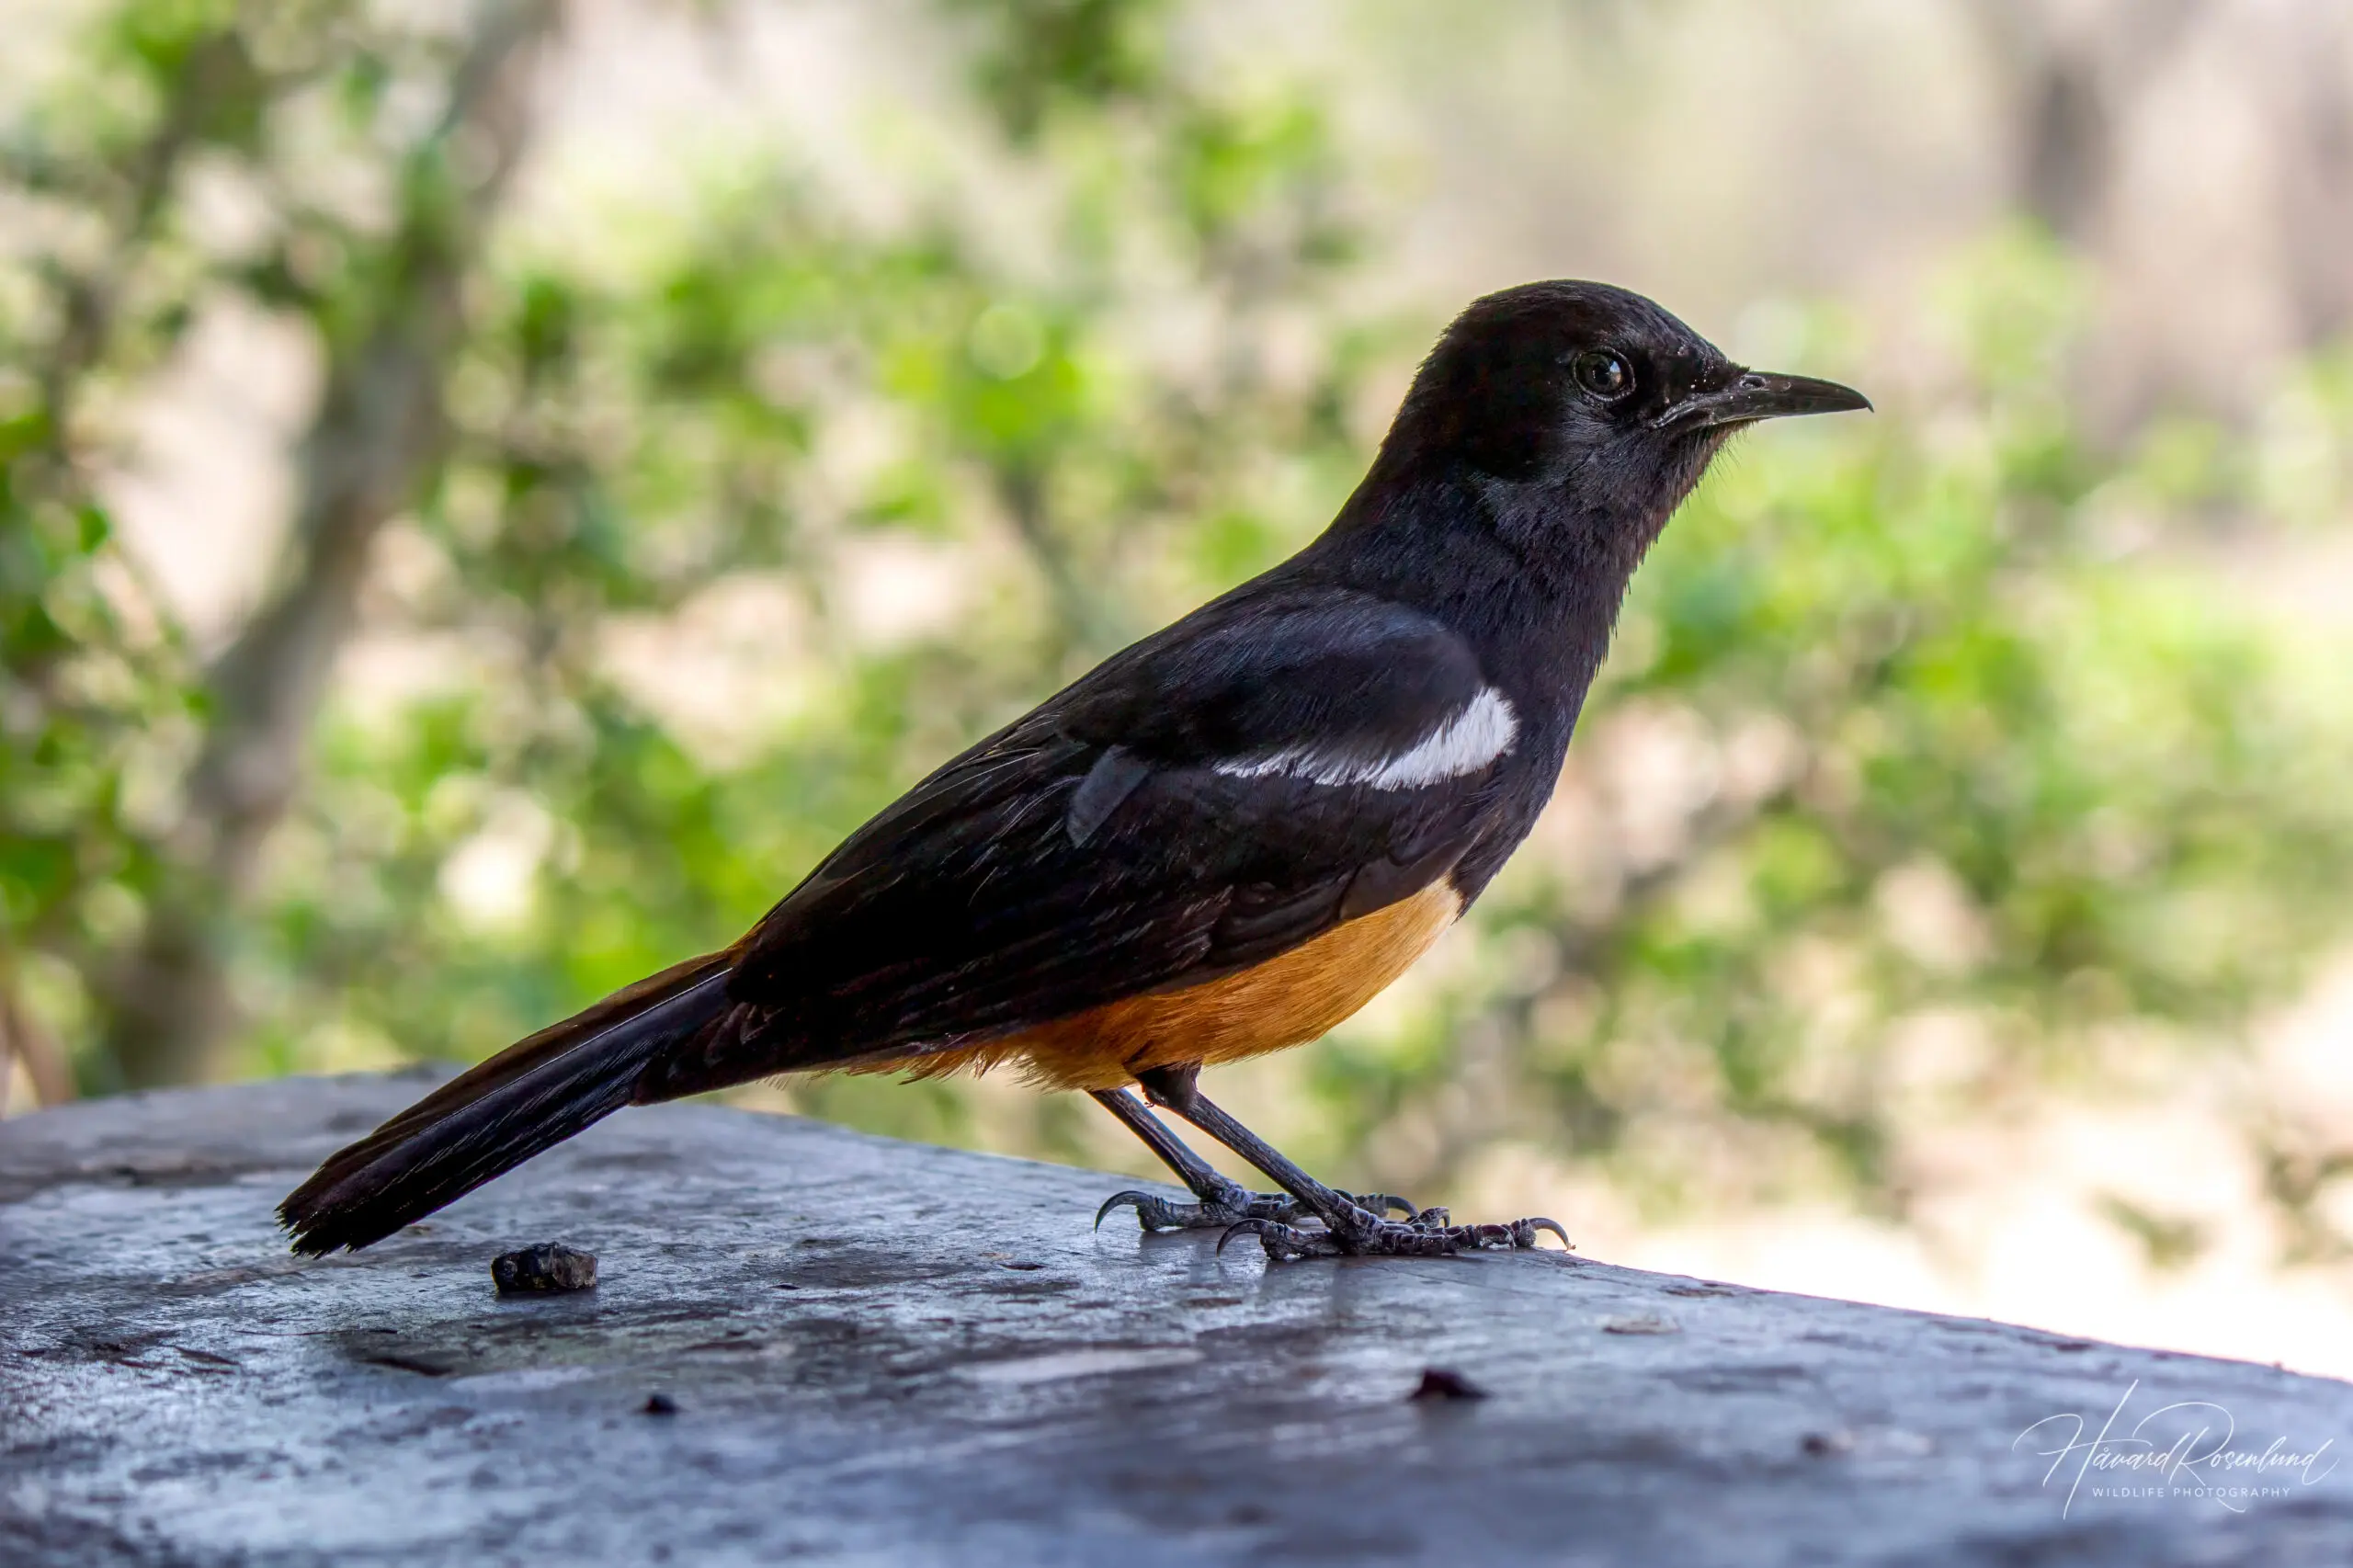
[1217,1218,1335,1259]
[1520,1216,1575,1250]
[1096,1185,1417,1233]
[1219,1208,1574,1261]
[1097,1190,1182,1231]
[1354,1193,1423,1220]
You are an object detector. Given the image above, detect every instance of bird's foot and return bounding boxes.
[1219,1202,1571,1261]
[1096,1177,1417,1233]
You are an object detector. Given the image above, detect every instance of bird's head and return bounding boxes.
[1376,280,1870,564]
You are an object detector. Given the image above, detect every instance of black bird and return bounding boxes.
[281,281,1868,1261]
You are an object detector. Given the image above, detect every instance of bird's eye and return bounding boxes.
[1572,349,1632,400]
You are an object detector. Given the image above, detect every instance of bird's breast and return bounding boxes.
[904,880,1463,1092]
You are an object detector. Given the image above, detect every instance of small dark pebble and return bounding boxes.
[1409,1368,1487,1402]
[642,1393,677,1416]
[492,1244,597,1294]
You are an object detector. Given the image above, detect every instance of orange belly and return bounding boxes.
[886,881,1462,1092]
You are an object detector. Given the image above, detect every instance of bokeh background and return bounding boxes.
[6,0,2353,1372]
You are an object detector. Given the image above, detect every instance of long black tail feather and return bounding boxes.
[278,952,733,1255]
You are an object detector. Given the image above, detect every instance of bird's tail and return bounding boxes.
[278,951,734,1255]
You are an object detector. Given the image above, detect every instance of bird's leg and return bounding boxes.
[1088,1088,1297,1231]
[1134,1066,1570,1262]
[1088,1085,1415,1233]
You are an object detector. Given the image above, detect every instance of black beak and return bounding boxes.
[1654,369,1872,431]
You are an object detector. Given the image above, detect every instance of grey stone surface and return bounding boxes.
[4,1073,2349,1566]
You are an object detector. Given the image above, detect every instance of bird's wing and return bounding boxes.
[642,588,1523,1095]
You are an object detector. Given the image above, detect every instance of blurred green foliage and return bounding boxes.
[4,2,2351,1235]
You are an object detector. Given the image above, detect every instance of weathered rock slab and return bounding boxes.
[4,1074,2349,1566]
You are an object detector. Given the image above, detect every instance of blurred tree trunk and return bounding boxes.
[1974,0,2198,243]
[0,960,76,1112]
[2267,6,2353,348]
[102,0,561,1088]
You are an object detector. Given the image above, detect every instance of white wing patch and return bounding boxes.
[1212,687,1519,790]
